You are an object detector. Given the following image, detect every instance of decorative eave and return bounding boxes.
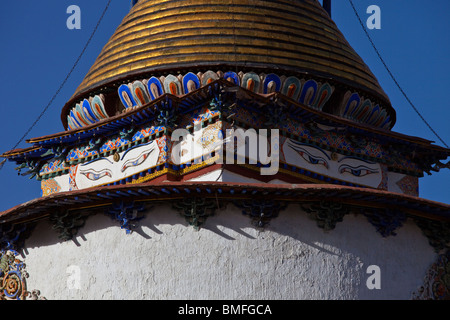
[1,146,42,158]
[0,182,449,252]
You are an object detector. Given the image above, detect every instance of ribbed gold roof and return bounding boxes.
[65,0,392,117]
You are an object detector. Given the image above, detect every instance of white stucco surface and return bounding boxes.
[22,203,436,300]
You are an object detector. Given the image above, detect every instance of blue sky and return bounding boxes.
[0,0,448,212]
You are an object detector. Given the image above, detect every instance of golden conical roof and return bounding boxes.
[63,0,395,127]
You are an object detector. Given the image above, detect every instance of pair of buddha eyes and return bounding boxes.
[290,144,378,177]
[80,149,153,181]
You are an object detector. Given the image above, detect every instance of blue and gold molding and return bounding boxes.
[65,70,392,131]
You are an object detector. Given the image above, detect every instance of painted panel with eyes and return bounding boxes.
[74,141,160,189]
[282,138,382,188]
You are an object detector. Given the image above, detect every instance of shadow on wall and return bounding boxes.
[23,201,435,257]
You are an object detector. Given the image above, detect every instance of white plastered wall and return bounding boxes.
[22,202,435,300]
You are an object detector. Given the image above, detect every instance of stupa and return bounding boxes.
[0,0,449,300]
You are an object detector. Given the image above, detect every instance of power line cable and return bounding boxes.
[348,0,448,148]
[0,0,112,169]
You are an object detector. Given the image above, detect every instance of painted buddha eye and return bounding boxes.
[81,169,112,181]
[295,150,328,168]
[339,165,378,177]
[121,149,153,172]
[287,141,330,169]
